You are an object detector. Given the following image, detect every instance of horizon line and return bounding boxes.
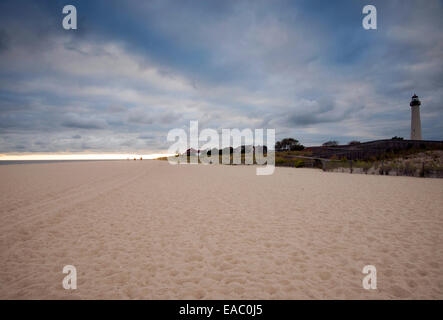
[0,153,176,161]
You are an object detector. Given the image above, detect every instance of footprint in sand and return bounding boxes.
[318,271,332,281]
[389,285,411,298]
[407,280,417,289]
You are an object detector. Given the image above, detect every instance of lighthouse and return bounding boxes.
[409,94,422,140]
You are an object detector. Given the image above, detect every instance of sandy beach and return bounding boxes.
[0,160,442,299]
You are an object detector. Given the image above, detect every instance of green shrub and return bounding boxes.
[294,159,304,168]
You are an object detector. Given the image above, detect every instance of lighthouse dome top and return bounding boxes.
[410,93,421,107]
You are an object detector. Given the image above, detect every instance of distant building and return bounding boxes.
[410,94,422,140]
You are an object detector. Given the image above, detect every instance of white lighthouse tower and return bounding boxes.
[410,94,422,140]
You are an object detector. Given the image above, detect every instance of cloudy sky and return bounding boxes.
[0,0,442,155]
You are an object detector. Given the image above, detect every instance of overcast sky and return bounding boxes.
[0,0,442,154]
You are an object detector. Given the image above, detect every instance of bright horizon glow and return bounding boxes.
[0,153,176,161]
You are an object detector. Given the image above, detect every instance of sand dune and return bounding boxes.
[0,160,442,299]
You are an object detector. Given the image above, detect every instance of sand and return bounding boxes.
[0,160,442,299]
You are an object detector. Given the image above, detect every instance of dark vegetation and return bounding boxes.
[160,137,443,177]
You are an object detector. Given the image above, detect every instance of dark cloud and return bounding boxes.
[0,29,9,53]
[62,116,107,130]
[127,113,153,125]
[137,134,154,140]
[107,104,128,113]
[0,0,442,153]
